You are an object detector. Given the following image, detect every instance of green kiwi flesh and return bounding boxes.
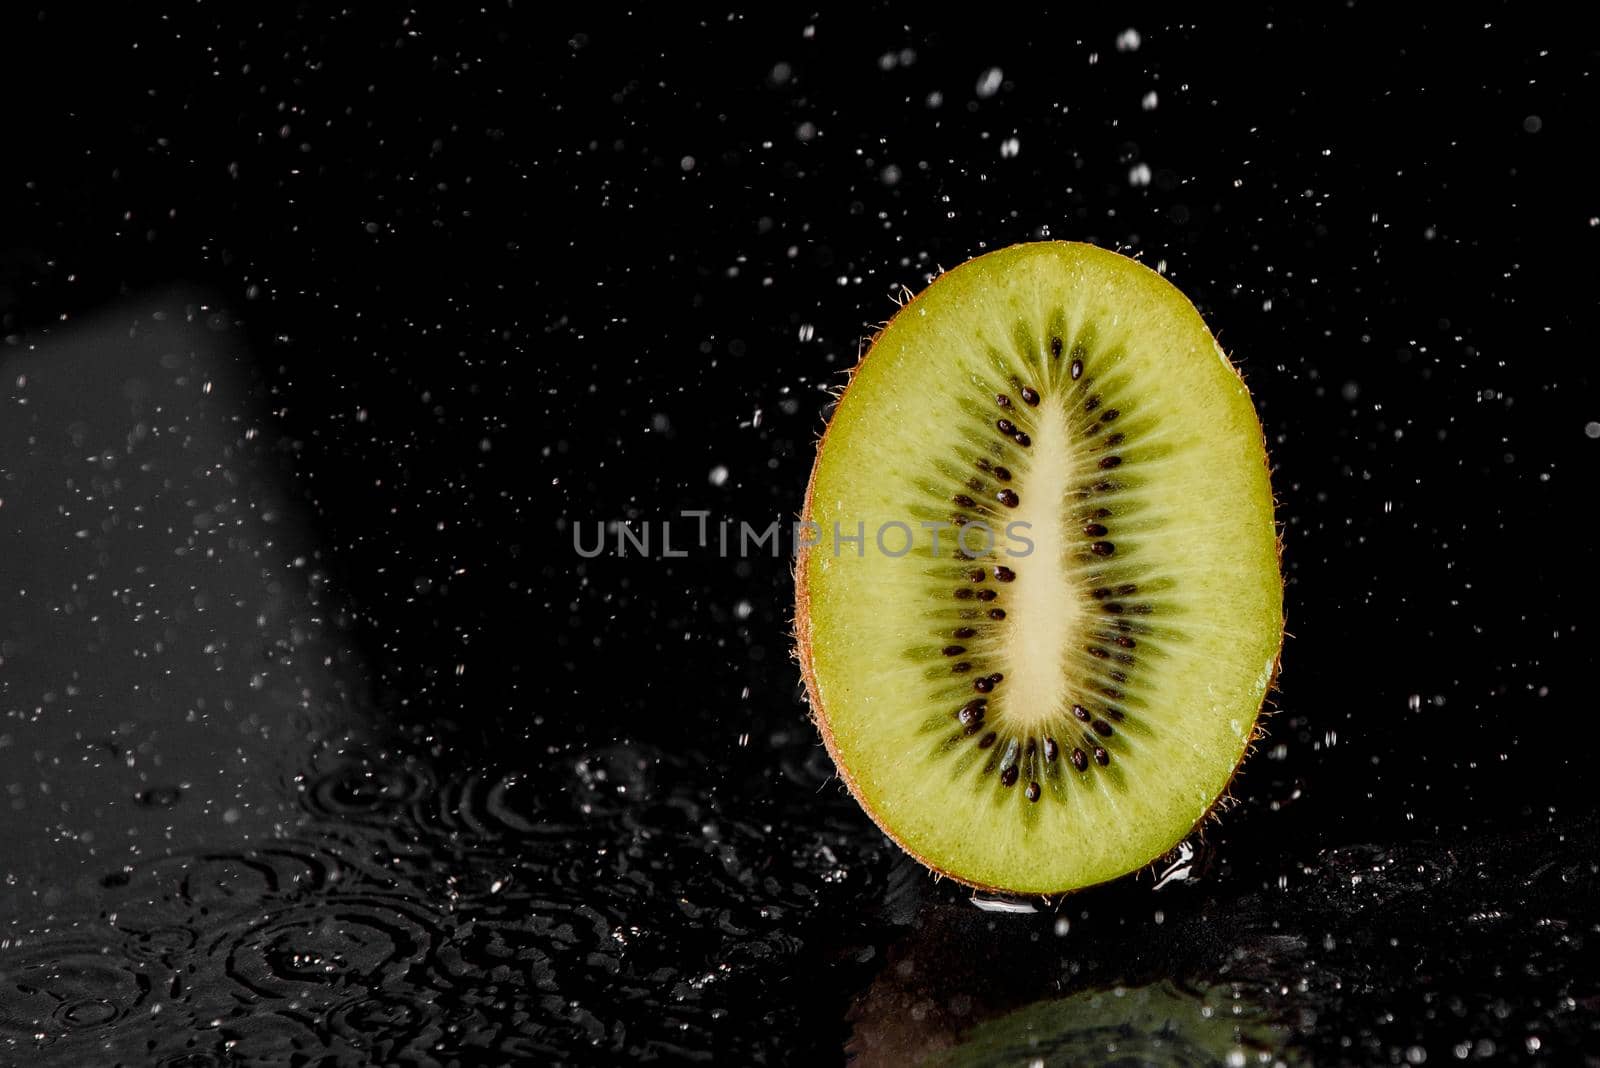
[795,242,1282,895]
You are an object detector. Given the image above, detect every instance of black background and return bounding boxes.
[3,7,1598,1063]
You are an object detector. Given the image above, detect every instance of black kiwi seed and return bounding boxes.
[1070,358,1083,380]
[988,608,1006,620]
[975,457,993,472]
[1085,396,1101,413]
[958,701,985,726]
[1092,719,1114,737]
[951,662,972,673]
[993,466,1012,482]
[968,568,986,582]
[1070,747,1089,772]
[1000,765,1020,788]
[1105,432,1125,446]
[993,566,1016,582]
[1012,432,1031,447]
[987,673,1004,684]
[952,494,976,508]
[1093,746,1111,766]
[1089,541,1116,557]
[997,393,1013,408]
[1042,737,1059,762]
[953,627,976,639]
[976,589,997,602]
[1099,456,1123,469]
[1083,523,1108,537]
[942,645,966,656]
[1025,781,1041,802]
[978,731,998,749]
[953,588,974,600]
[1050,337,1063,358]
[1020,385,1040,406]
[1072,704,1091,723]
[996,418,1015,435]
[996,489,1020,508]
[973,677,994,694]
[1100,408,1120,423]
[1087,645,1110,659]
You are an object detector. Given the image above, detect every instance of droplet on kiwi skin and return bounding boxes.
[998,739,1020,784]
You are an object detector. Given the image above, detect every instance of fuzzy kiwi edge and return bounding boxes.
[790,240,1289,899]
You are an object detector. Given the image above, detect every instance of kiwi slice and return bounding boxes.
[795,242,1282,895]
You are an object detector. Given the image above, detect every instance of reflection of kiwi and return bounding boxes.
[795,243,1282,894]
[928,980,1300,1068]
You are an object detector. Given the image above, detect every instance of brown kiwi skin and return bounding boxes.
[791,240,1288,898]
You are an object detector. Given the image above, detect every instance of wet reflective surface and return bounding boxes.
[4,8,1599,1066]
